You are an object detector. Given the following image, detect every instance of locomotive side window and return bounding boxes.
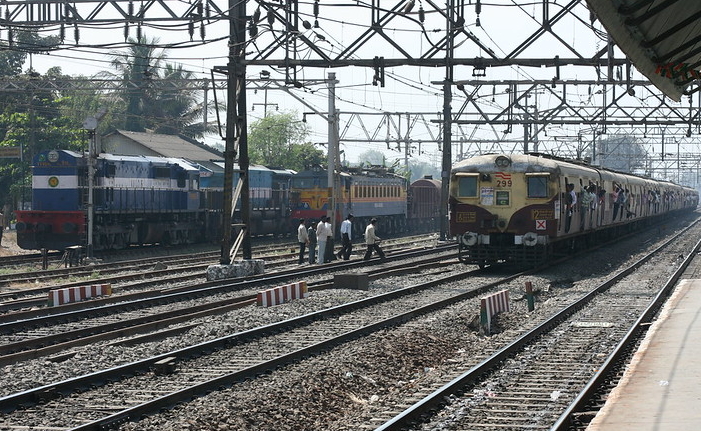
[154,167,170,179]
[527,175,548,198]
[177,171,186,188]
[456,175,477,197]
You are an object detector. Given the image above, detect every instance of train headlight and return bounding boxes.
[523,232,538,247]
[461,232,478,246]
[495,156,511,168]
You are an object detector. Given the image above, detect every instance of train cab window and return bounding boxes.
[154,167,170,179]
[456,174,478,197]
[526,174,548,198]
[106,163,116,178]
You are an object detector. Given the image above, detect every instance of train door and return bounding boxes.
[562,176,575,234]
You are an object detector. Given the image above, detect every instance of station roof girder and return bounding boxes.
[587,0,701,101]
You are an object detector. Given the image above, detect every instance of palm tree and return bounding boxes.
[151,63,216,139]
[99,35,215,139]
[100,35,166,132]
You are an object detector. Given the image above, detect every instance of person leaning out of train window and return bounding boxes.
[338,214,354,260]
[612,185,623,221]
[363,218,386,261]
[297,218,309,265]
[307,222,317,264]
[565,183,576,217]
[316,217,329,264]
[589,184,599,229]
[579,184,593,230]
[618,189,628,220]
[564,183,576,233]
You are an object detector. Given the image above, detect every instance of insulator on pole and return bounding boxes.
[200,22,205,40]
[188,21,194,40]
[124,22,129,41]
[267,9,275,26]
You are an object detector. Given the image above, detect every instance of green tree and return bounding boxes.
[101,35,167,132]
[0,31,80,211]
[99,35,213,139]
[0,31,60,78]
[0,89,86,209]
[248,112,324,171]
[150,63,215,139]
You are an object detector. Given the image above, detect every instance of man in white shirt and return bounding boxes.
[297,218,309,264]
[316,216,328,264]
[337,214,354,260]
[363,218,386,261]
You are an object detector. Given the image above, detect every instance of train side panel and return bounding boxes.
[449,153,698,266]
[290,166,408,238]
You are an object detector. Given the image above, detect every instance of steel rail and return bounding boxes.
[374,219,699,430]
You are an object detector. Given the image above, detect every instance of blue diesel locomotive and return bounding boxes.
[16,150,209,251]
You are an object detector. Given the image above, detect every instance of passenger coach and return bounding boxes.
[449,153,698,267]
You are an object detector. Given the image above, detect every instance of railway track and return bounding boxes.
[0,249,522,429]
[0,247,457,366]
[0,234,438,311]
[375,221,701,430]
[0,216,697,430]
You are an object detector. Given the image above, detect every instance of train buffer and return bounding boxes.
[61,245,85,267]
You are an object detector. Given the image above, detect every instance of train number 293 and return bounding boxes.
[496,180,512,187]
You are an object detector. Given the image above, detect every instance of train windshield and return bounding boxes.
[456,174,478,197]
[291,176,327,188]
[526,174,548,198]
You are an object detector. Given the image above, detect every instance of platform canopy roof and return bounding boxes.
[587,0,701,101]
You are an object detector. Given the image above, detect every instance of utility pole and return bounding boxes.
[440,2,455,241]
[327,72,339,227]
[220,0,251,263]
[82,109,105,259]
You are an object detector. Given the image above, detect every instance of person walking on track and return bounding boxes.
[338,214,354,260]
[363,218,385,261]
[307,221,317,264]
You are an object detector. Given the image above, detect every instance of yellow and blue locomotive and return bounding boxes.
[290,165,408,238]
